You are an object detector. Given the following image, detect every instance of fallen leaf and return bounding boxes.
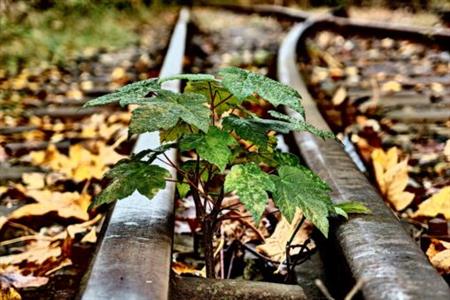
[22,173,45,190]
[1,272,48,289]
[412,187,450,219]
[426,239,450,274]
[80,228,97,243]
[371,147,414,211]
[332,86,347,106]
[381,80,402,93]
[172,261,205,278]
[256,208,315,264]
[9,190,91,221]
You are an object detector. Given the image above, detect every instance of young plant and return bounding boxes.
[84,67,369,278]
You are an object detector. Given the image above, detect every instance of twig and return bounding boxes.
[0,235,53,247]
[220,226,225,279]
[344,279,364,300]
[315,279,335,300]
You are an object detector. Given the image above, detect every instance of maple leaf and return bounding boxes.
[129,91,210,134]
[224,163,275,223]
[92,161,169,207]
[184,80,242,114]
[412,187,450,219]
[266,111,334,139]
[180,127,237,172]
[219,67,305,117]
[426,239,450,275]
[83,78,160,107]
[222,115,270,147]
[256,208,315,264]
[9,190,91,221]
[371,147,415,211]
[158,73,215,83]
[271,165,334,236]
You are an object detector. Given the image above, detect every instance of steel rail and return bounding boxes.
[80,8,189,300]
[278,20,450,300]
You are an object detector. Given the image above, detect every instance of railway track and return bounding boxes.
[2,5,450,300]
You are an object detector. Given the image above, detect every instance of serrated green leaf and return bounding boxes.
[224,163,275,223]
[176,182,190,199]
[180,127,237,172]
[271,165,334,237]
[334,207,348,219]
[222,115,270,147]
[93,161,169,207]
[219,67,304,116]
[131,143,176,162]
[268,111,334,139]
[129,92,210,134]
[335,202,371,215]
[184,80,242,115]
[158,74,215,84]
[160,122,197,142]
[181,160,214,182]
[83,79,160,107]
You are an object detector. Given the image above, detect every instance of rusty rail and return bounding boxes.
[278,19,450,300]
[80,8,189,300]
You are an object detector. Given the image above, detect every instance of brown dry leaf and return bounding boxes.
[171,261,206,278]
[9,190,91,221]
[426,239,450,274]
[0,271,48,289]
[0,241,61,266]
[256,208,315,264]
[371,147,414,211]
[412,187,450,219]
[21,173,45,190]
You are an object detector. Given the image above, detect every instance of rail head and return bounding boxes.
[80,8,189,300]
[278,20,450,300]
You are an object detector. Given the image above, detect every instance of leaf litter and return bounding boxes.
[302,31,450,277]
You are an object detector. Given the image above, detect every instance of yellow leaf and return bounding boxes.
[80,228,97,243]
[9,190,91,221]
[371,147,414,211]
[22,173,45,190]
[256,208,315,265]
[0,284,21,300]
[381,81,402,93]
[412,187,450,219]
[332,86,347,106]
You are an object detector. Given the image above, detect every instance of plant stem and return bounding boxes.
[203,217,215,278]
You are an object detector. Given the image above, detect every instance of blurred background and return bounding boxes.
[1,0,449,75]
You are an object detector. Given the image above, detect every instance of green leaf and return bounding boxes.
[180,127,237,172]
[222,115,270,147]
[83,79,160,107]
[224,163,275,223]
[160,122,197,143]
[219,67,304,117]
[184,80,241,115]
[131,143,176,162]
[268,111,334,139]
[158,74,215,84]
[335,202,372,215]
[271,165,334,237]
[176,182,190,199]
[334,207,348,219]
[129,92,210,134]
[92,161,169,207]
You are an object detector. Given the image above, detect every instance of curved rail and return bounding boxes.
[80,8,189,300]
[278,19,450,300]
